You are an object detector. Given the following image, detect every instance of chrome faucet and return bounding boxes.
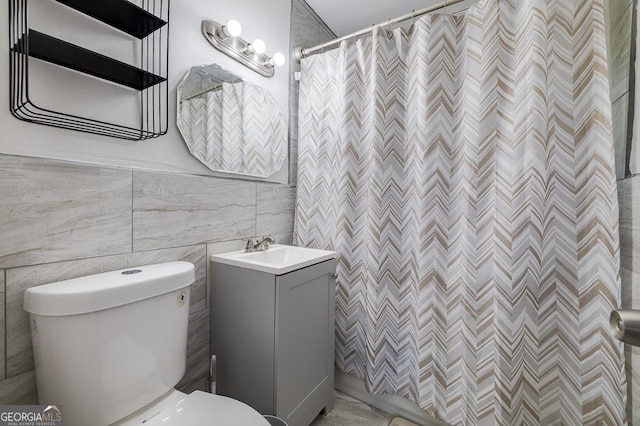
[245,235,276,252]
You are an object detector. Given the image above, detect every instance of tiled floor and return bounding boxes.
[310,391,393,425]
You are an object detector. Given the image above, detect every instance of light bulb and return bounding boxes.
[270,52,285,67]
[222,19,242,38]
[252,39,266,55]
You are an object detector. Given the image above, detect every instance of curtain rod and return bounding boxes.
[293,0,468,62]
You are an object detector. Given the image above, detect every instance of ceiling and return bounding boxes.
[304,0,472,37]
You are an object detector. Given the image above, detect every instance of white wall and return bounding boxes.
[0,0,291,182]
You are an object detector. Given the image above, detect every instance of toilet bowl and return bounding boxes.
[114,389,269,425]
[23,261,269,426]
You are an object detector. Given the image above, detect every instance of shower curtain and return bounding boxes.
[293,0,627,424]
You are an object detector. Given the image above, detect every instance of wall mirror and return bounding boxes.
[177,64,287,177]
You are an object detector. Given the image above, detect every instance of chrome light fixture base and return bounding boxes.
[201,20,274,78]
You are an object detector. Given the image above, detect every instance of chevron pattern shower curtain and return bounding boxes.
[294,0,627,424]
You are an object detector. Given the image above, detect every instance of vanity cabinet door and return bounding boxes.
[211,265,277,414]
[275,259,337,426]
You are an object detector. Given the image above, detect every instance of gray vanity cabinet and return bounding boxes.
[211,258,337,426]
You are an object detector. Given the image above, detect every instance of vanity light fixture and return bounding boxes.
[201,20,285,78]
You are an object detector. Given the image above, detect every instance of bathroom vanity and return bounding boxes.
[210,245,337,426]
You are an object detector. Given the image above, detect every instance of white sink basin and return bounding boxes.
[210,244,337,275]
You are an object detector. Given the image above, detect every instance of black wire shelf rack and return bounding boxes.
[8,0,170,141]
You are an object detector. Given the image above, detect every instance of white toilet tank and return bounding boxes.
[23,261,195,426]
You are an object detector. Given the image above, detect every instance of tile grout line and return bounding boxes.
[612,91,629,105]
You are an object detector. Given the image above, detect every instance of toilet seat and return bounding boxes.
[117,390,270,426]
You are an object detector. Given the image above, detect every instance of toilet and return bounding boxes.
[23,261,271,426]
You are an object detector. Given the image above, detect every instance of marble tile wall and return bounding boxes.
[0,153,296,404]
[609,0,633,179]
[133,172,256,251]
[0,155,132,268]
[288,0,336,185]
[608,0,640,422]
[257,182,296,236]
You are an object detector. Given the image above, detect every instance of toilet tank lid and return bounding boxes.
[23,261,195,316]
